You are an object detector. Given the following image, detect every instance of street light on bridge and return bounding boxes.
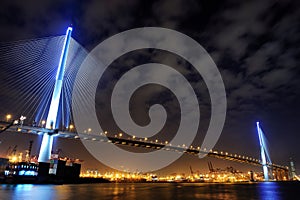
[6,114,12,122]
[69,124,74,132]
[41,120,46,127]
[19,115,26,125]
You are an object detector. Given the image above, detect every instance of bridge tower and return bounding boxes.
[289,158,297,180]
[256,122,272,181]
[38,27,73,162]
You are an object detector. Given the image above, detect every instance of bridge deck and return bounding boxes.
[0,121,288,172]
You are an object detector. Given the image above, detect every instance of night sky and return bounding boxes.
[0,0,300,175]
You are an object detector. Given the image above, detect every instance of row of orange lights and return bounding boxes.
[3,114,75,131]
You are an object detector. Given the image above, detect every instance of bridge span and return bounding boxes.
[0,120,289,178]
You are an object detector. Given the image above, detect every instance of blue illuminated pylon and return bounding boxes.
[38,27,73,162]
[256,122,272,181]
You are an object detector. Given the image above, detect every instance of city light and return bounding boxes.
[79,169,267,183]
[10,156,17,163]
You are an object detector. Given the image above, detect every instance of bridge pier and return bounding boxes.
[38,133,54,163]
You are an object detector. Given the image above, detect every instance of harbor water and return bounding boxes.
[0,182,299,200]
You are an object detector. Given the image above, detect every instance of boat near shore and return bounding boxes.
[0,157,111,184]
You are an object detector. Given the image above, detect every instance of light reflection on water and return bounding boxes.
[258,182,280,200]
[0,182,298,200]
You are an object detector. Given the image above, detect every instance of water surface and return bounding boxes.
[0,182,298,200]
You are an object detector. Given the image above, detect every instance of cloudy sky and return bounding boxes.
[0,0,300,174]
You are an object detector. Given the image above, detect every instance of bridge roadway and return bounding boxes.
[0,121,288,173]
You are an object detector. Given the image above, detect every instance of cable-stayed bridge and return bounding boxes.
[0,120,289,180]
[0,27,290,181]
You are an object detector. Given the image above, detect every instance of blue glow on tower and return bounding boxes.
[38,27,72,162]
[256,121,270,181]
